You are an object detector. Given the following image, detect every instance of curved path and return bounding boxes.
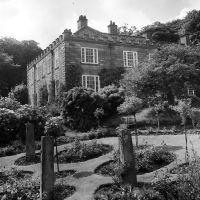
[0,134,200,200]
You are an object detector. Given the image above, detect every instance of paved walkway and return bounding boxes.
[1,134,200,200]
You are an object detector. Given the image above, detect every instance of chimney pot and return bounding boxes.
[77,15,88,30]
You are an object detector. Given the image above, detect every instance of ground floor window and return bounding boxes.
[82,75,100,92]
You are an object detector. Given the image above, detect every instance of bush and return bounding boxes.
[57,138,113,163]
[61,87,105,131]
[9,83,28,105]
[94,183,164,200]
[16,105,46,141]
[153,158,200,200]
[0,108,19,146]
[99,84,125,115]
[0,97,21,111]
[95,143,175,177]
[44,116,64,137]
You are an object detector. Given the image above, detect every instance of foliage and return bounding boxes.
[0,108,19,146]
[8,83,28,105]
[174,99,191,126]
[121,44,200,104]
[117,96,143,116]
[38,83,48,106]
[0,168,75,200]
[58,138,113,163]
[94,183,164,200]
[184,10,200,45]
[99,84,125,115]
[141,21,179,44]
[95,143,175,177]
[148,93,169,130]
[44,116,64,138]
[118,23,139,36]
[0,96,21,110]
[16,105,46,141]
[98,67,125,87]
[153,157,200,200]
[0,37,42,82]
[61,87,105,131]
[0,51,22,97]
[65,64,82,91]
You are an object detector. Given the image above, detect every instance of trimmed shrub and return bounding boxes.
[61,87,105,131]
[99,84,125,115]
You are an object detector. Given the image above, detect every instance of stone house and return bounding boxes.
[27,15,155,106]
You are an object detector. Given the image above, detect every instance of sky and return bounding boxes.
[0,0,200,49]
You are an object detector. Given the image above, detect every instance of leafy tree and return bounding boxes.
[183,10,200,45]
[118,24,139,36]
[8,83,28,105]
[0,37,42,83]
[174,99,191,162]
[0,51,22,97]
[148,93,169,132]
[121,44,200,104]
[141,22,179,43]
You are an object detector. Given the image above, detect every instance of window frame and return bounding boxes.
[82,75,100,92]
[123,51,138,67]
[81,47,98,64]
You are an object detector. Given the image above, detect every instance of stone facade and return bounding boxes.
[27,15,155,106]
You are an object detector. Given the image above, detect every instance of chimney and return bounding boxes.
[77,15,88,30]
[108,21,118,34]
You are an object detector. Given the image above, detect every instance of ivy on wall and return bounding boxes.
[98,67,125,88]
[65,64,82,91]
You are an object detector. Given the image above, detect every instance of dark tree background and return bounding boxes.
[0,37,42,96]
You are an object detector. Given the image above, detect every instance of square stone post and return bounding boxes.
[26,123,35,161]
[40,136,54,200]
[117,124,137,187]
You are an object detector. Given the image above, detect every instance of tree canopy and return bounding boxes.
[121,44,200,104]
[0,37,42,96]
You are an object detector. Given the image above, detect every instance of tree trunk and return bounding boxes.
[184,123,189,162]
[55,138,60,173]
[117,124,137,188]
[133,114,138,147]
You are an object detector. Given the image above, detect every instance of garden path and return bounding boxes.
[0,134,200,200]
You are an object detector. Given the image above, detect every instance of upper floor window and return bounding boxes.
[123,51,138,67]
[82,75,100,92]
[81,47,98,64]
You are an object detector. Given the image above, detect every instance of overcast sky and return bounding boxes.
[0,0,200,49]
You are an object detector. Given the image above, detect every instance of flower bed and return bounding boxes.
[14,153,40,166]
[0,169,76,200]
[57,139,113,163]
[94,183,161,200]
[95,144,176,176]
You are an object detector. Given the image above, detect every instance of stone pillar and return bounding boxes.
[40,136,54,200]
[117,124,137,187]
[26,123,35,161]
